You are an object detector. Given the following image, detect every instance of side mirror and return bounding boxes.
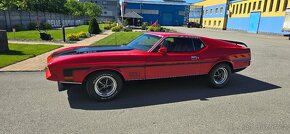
[158,47,167,55]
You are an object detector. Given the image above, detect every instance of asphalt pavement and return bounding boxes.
[1,27,290,133]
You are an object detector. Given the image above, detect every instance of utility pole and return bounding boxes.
[223,0,230,30]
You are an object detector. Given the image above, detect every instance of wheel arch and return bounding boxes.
[82,69,125,84]
[210,61,234,73]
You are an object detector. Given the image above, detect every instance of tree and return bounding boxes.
[82,2,102,18]
[65,0,102,18]
[0,0,101,18]
[0,0,26,10]
[64,0,83,16]
[88,18,101,34]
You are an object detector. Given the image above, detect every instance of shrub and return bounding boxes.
[153,26,162,32]
[147,25,166,32]
[141,22,150,30]
[104,21,111,24]
[78,32,88,38]
[111,23,117,27]
[147,26,155,31]
[40,23,52,30]
[123,19,128,26]
[27,22,37,30]
[12,25,24,31]
[123,27,132,32]
[40,32,53,40]
[104,24,112,30]
[111,25,123,32]
[88,18,101,34]
[67,34,80,41]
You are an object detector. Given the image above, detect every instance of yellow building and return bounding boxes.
[189,0,228,29]
[190,0,290,34]
[228,0,290,34]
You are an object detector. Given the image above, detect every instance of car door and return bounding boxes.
[145,37,201,79]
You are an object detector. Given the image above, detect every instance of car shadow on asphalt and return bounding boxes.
[67,74,281,110]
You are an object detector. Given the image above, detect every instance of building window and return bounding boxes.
[215,7,218,14]
[218,21,221,27]
[102,1,107,5]
[233,5,236,14]
[206,9,208,14]
[244,3,247,13]
[214,20,216,27]
[269,0,274,12]
[258,1,262,10]
[209,20,211,26]
[283,0,288,11]
[276,0,281,11]
[263,0,268,12]
[210,9,213,14]
[253,2,256,10]
[204,20,206,26]
[220,7,223,14]
[236,5,239,14]
[248,2,252,13]
[240,4,243,14]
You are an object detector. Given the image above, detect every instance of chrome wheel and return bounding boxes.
[213,67,228,85]
[94,76,117,97]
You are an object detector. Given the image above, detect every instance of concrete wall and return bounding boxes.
[0,10,88,31]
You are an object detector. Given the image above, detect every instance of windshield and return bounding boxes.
[127,34,161,52]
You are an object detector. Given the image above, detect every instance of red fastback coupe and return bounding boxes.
[46,32,251,101]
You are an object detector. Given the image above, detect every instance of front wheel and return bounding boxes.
[208,64,231,88]
[86,71,123,101]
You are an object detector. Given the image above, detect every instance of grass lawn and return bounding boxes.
[7,24,104,41]
[93,32,144,46]
[0,44,62,68]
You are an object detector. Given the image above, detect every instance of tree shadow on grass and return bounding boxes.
[67,74,281,110]
[0,50,25,55]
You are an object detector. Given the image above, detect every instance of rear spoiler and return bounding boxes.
[219,39,248,47]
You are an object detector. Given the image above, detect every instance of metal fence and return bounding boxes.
[0,10,89,31]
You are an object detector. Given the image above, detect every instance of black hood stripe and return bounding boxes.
[53,46,133,57]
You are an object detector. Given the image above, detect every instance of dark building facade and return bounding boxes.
[121,0,190,26]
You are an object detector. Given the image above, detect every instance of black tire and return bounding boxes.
[86,71,123,101]
[208,63,231,88]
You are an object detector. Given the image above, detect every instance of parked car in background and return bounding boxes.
[46,32,251,101]
[187,22,202,28]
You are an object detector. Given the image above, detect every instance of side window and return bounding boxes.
[168,37,194,52]
[154,37,198,53]
[153,37,174,52]
[192,38,205,51]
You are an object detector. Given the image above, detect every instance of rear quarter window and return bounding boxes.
[192,38,205,51]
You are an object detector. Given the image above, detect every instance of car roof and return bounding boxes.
[146,32,200,38]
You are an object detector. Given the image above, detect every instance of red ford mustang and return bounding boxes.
[46,32,251,101]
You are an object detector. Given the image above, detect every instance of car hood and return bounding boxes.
[52,45,134,57]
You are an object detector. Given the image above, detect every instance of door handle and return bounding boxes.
[191,56,199,60]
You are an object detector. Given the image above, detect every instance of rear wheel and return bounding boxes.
[208,64,231,88]
[86,71,123,101]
